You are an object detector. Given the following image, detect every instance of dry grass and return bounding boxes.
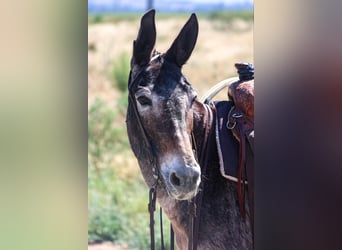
[88,15,253,107]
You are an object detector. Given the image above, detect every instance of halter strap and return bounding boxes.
[129,68,170,250]
[128,69,161,179]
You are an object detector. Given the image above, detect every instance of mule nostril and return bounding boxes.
[192,175,198,183]
[170,172,181,187]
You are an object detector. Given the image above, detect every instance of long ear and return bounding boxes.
[132,9,156,67]
[164,14,198,67]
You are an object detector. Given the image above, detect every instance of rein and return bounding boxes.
[189,103,214,250]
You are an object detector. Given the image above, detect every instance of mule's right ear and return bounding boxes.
[132,9,156,67]
[164,13,198,67]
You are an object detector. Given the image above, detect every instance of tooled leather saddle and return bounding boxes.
[214,62,254,235]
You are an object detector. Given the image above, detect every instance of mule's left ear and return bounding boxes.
[164,14,198,67]
[132,9,156,67]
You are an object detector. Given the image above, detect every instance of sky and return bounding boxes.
[89,0,253,4]
[89,0,253,6]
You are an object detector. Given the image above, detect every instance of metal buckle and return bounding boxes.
[227,120,236,129]
[227,112,243,129]
[232,113,243,118]
[152,167,158,180]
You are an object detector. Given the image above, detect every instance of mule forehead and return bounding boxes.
[131,59,195,152]
[131,55,194,91]
[149,64,195,122]
[131,55,197,130]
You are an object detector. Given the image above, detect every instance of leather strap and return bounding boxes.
[128,94,154,155]
[228,107,254,236]
[188,200,195,250]
[237,121,247,220]
[129,79,163,250]
[170,224,175,250]
[148,188,157,250]
[191,104,214,250]
[160,207,165,250]
[245,133,254,241]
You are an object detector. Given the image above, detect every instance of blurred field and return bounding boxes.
[88,11,253,106]
[88,11,253,249]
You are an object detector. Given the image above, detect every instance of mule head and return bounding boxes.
[127,10,201,200]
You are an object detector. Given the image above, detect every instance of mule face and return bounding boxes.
[129,10,200,200]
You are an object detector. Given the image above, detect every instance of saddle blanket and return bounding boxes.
[214,101,247,184]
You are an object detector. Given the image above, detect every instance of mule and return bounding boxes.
[126,10,252,250]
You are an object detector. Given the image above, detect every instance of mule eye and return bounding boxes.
[137,95,152,106]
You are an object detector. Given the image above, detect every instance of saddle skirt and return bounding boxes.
[214,101,247,184]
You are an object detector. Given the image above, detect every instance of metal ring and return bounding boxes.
[227,120,236,129]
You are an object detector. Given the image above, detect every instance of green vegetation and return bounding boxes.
[93,14,103,24]
[88,98,171,248]
[88,10,253,24]
[112,51,130,116]
[112,52,130,94]
[205,10,253,31]
[88,13,141,24]
[88,98,128,169]
[88,165,172,248]
[206,10,253,23]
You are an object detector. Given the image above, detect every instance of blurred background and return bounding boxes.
[1,1,340,250]
[88,1,253,249]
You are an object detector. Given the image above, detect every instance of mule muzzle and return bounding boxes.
[162,163,201,200]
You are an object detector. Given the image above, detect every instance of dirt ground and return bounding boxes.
[88,242,129,250]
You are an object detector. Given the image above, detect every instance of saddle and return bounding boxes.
[214,62,254,236]
[228,63,254,148]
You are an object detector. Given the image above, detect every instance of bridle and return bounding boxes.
[128,68,166,250]
[128,65,215,250]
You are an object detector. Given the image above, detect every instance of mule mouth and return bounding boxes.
[164,181,200,200]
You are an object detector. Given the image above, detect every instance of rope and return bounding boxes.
[200,77,239,104]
